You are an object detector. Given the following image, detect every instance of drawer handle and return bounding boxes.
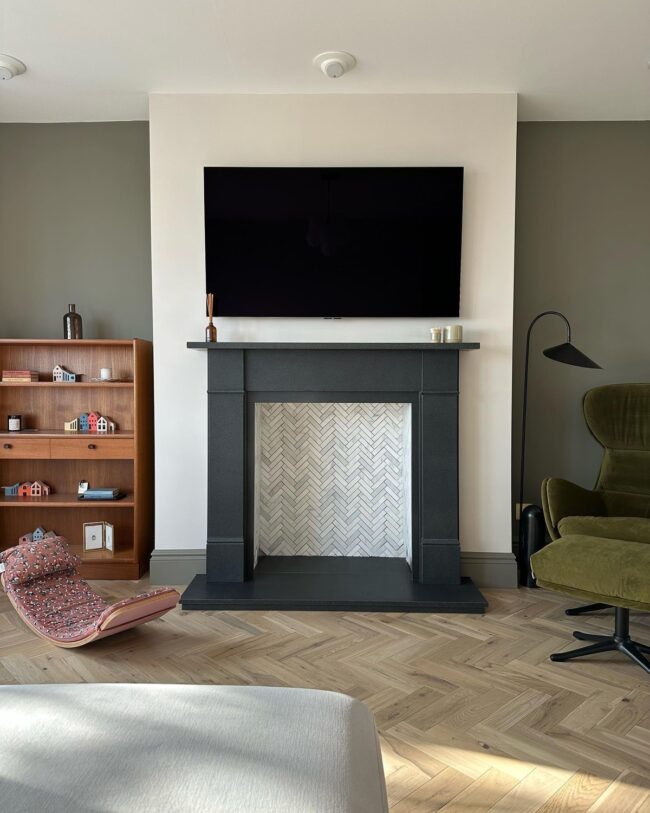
[3,443,11,449]
[88,443,97,450]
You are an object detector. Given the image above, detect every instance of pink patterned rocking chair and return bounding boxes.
[0,537,179,648]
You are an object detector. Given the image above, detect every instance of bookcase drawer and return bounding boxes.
[50,438,135,460]
[0,437,50,459]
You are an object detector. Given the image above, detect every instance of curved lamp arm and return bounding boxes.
[518,311,572,514]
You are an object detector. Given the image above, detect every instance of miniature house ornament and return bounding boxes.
[17,527,57,544]
[13,480,52,497]
[66,412,116,432]
[30,480,51,497]
[52,364,77,383]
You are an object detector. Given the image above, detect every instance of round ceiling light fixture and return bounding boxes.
[313,51,356,80]
[0,53,26,81]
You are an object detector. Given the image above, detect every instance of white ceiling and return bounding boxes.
[1,0,649,123]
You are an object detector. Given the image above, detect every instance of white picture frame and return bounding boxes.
[83,521,114,555]
[105,523,114,552]
[83,522,104,551]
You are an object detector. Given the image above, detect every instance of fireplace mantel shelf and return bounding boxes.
[187,341,479,350]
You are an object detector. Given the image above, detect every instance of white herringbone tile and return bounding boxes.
[255,402,411,558]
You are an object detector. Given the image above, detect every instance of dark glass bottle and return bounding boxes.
[63,304,83,339]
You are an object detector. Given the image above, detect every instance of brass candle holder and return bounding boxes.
[205,293,217,343]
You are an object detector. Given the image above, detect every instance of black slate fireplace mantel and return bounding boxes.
[182,342,487,613]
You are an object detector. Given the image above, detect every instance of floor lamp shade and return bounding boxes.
[543,342,601,369]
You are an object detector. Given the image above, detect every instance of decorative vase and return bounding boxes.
[205,293,217,343]
[63,304,83,339]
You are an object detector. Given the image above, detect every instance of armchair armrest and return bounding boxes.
[541,477,606,540]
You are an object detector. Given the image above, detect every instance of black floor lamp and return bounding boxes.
[518,310,601,586]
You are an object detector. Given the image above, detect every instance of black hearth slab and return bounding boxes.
[181,558,487,613]
[188,342,480,350]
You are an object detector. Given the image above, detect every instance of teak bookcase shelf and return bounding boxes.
[0,339,153,579]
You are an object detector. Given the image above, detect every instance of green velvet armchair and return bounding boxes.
[542,384,650,545]
[532,384,650,674]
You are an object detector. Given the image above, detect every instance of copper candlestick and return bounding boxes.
[205,293,217,343]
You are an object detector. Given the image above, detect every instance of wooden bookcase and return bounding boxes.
[0,339,153,579]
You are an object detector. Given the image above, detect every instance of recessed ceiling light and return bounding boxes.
[0,54,26,81]
[313,51,357,80]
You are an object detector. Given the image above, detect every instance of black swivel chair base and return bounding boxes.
[565,602,611,616]
[551,607,650,675]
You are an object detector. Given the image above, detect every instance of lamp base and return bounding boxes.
[518,504,546,587]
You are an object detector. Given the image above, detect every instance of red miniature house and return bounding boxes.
[18,482,32,497]
[88,411,100,431]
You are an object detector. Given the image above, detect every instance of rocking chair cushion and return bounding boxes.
[1,537,79,587]
[11,571,109,641]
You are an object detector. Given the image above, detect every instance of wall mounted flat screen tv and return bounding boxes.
[204,167,463,317]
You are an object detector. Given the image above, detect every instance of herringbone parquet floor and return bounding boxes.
[2,582,650,812]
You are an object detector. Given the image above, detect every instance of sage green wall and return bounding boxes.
[0,122,152,340]
[513,122,650,515]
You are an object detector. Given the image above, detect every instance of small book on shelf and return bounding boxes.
[2,370,39,382]
[78,488,124,501]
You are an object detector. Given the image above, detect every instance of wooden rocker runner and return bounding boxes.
[0,537,179,648]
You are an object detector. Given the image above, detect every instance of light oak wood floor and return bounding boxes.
[1,582,650,812]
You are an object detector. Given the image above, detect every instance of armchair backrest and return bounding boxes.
[584,384,650,512]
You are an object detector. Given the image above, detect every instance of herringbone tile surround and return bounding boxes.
[255,402,411,558]
[2,582,649,811]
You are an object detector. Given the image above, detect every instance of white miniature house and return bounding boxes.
[64,417,79,432]
[29,481,51,497]
[96,416,108,432]
[52,364,77,383]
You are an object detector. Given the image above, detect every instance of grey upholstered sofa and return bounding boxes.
[0,683,388,813]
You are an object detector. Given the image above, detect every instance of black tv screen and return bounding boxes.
[204,167,463,317]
